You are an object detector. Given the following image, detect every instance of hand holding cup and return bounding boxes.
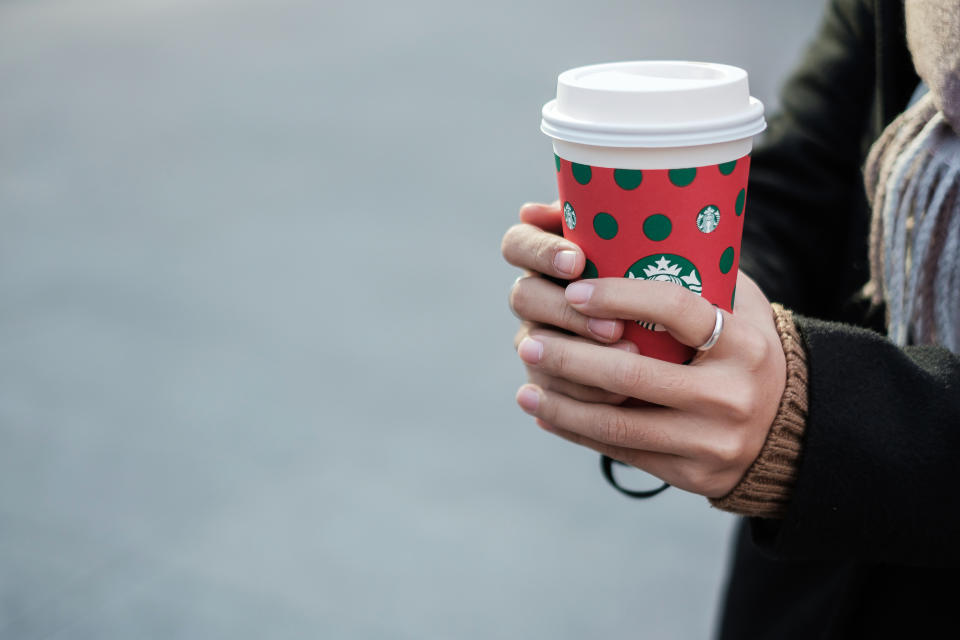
[504,201,637,405]
[505,61,786,496]
[514,271,787,498]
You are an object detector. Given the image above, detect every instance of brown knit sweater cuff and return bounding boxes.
[709,304,809,519]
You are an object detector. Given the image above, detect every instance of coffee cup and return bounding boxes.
[542,60,766,363]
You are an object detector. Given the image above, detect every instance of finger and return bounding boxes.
[514,321,561,350]
[527,369,629,404]
[515,383,696,456]
[565,278,747,354]
[501,223,584,280]
[521,325,635,353]
[534,418,679,485]
[516,331,715,411]
[510,275,624,342]
[516,324,634,403]
[534,419,733,497]
[518,201,562,233]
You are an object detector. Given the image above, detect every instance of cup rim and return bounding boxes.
[541,97,766,148]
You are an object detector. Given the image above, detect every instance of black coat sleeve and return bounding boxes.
[751,315,960,567]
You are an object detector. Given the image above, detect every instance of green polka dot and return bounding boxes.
[593,212,618,239]
[731,286,737,310]
[614,169,643,190]
[735,189,746,216]
[719,246,736,274]
[572,163,592,185]
[582,259,598,279]
[642,214,672,241]
[668,168,697,187]
[718,160,737,175]
[554,154,561,171]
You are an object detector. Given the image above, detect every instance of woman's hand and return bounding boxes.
[503,201,635,404]
[513,271,787,499]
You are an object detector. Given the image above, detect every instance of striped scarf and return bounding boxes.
[864,0,960,352]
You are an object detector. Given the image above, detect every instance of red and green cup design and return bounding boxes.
[555,154,750,364]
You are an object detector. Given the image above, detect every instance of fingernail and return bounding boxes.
[565,281,594,304]
[516,385,540,414]
[587,318,618,339]
[554,250,578,276]
[517,337,543,364]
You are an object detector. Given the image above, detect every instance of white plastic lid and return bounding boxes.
[541,61,766,148]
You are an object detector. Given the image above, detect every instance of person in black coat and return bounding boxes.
[501,0,960,636]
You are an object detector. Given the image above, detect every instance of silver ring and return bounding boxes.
[697,307,724,351]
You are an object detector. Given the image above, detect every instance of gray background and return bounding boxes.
[0,0,822,638]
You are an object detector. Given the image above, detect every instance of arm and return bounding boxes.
[511,270,960,566]
[746,316,960,567]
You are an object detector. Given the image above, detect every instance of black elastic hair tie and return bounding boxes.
[601,455,670,499]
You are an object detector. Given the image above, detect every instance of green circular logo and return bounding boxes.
[625,254,702,331]
[696,205,720,233]
[563,201,576,230]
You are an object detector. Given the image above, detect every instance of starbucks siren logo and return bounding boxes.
[696,205,720,233]
[563,201,576,230]
[625,254,702,331]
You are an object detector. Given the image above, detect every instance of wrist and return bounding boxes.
[709,304,809,518]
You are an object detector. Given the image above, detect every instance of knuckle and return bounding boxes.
[703,475,735,499]
[533,233,557,271]
[611,357,646,392]
[667,286,697,319]
[680,463,712,494]
[710,432,746,467]
[683,464,732,497]
[724,387,758,422]
[554,293,581,331]
[741,331,771,369]
[659,368,689,395]
[599,411,631,446]
[551,341,571,373]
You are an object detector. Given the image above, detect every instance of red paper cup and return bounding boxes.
[555,156,750,363]
[541,61,766,362]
